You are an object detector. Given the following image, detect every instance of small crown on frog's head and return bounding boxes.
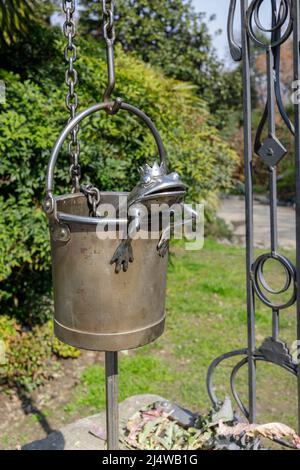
[138,162,165,183]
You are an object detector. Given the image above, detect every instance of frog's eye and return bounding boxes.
[170,172,180,181]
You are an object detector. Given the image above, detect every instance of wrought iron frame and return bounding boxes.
[207,0,300,432]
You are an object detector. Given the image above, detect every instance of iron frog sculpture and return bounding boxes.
[110,162,197,273]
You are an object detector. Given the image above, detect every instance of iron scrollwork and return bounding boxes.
[228,0,243,61]
[208,0,300,434]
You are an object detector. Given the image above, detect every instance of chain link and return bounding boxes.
[102,0,116,46]
[80,185,101,217]
[63,0,81,192]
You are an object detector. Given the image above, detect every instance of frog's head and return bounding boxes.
[128,162,186,207]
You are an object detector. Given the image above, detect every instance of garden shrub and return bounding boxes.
[52,335,80,360]
[0,315,80,390]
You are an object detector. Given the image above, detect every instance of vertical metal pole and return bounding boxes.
[268,38,279,349]
[267,45,278,255]
[105,351,119,450]
[269,167,278,252]
[293,0,300,435]
[272,308,279,341]
[240,0,256,423]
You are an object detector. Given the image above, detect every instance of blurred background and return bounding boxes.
[0,0,297,449]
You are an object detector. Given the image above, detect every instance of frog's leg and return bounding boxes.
[157,230,170,257]
[157,205,198,257]
[110,208,141,273]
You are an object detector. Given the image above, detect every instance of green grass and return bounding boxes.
[67,239,298,429]
[66,355,176,413]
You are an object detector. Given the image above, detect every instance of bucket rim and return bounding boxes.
[55,192,129,226]
[54,191,130,202]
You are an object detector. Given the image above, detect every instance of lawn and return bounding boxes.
[65,239,298,430]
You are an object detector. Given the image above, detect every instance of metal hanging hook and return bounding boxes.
[102,0,121,114]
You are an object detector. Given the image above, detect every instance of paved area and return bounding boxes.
[22,394,163,450]
[217,196,296,250]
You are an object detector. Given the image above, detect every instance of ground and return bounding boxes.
[23,395,164,450]
[0,234,298,449]
[218,195,295,249]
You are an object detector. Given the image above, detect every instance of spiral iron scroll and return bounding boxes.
[208,0,299,435]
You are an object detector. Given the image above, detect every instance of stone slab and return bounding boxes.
[22,394,163,450]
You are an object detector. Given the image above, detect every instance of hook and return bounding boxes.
[227,0,242,62]
[105,97,123,115]
[103,42,116,103]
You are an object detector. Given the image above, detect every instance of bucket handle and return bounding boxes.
[44,101,167,219]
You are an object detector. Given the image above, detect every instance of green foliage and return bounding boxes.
[0,0,59,48]
[0,320,53,390]
[0,26,237,323]
[0,314,16,342]
[0,316,80,390]
[80,0,243,128]
[52,336,80,359]
[205,216,233,241]
[0,0,35,47]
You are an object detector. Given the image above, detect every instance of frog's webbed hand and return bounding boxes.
[110,207,140,273]
[157,204,198,257]
[110,239,134,273]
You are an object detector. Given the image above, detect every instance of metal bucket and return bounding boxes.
[44,102,169,351]
[51,192,168,351]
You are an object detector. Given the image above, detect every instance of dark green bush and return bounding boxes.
[0,316,80,390]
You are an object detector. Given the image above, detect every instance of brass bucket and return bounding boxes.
[44,102,169,351]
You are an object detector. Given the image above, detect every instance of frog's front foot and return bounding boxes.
[110,240,134,273]
[157,238,169,258]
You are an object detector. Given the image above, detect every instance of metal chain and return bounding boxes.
[79,2,117,216]
[102,0,116,47]
[80,185,101,217]
[63,0,81,192]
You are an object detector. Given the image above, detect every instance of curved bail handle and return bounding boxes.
[44,101,168,216]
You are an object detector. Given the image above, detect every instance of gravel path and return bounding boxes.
[217,196,296,250]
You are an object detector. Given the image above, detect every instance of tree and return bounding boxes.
[0,0,59,48]
[0,0,35,46]
[79,0,242,126]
